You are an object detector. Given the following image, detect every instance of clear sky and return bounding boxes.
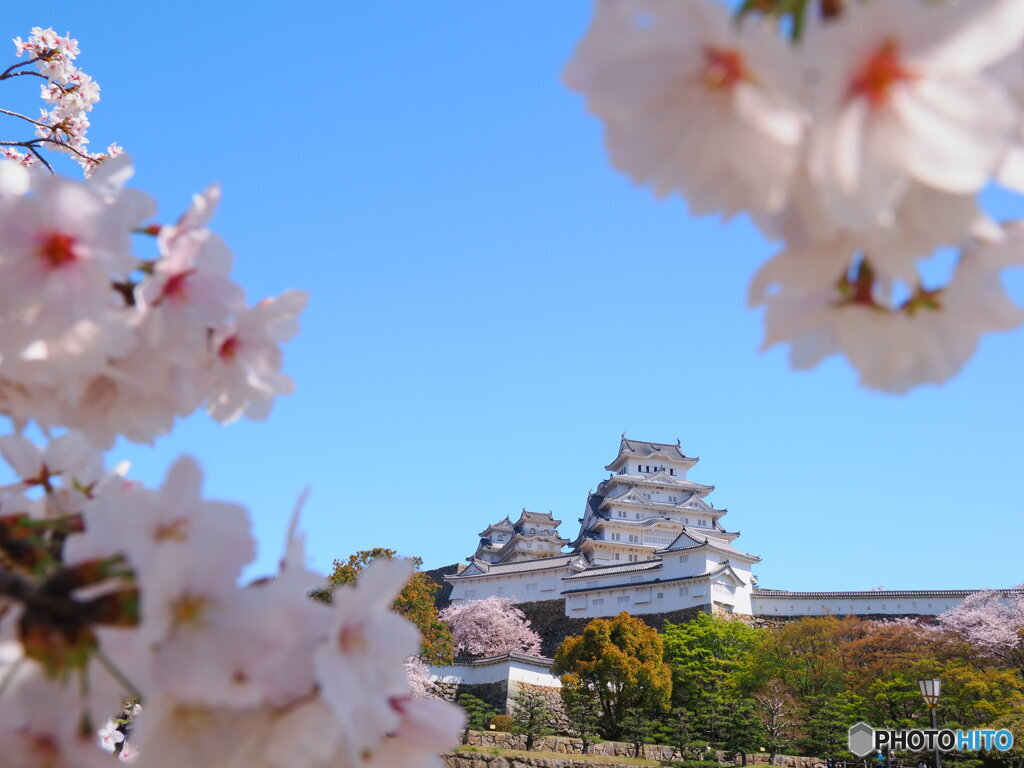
[4,2,1022,593]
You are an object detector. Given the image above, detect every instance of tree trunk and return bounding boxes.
[770,748,779,765]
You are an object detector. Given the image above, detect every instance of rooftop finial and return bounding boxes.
[676,437,681,446]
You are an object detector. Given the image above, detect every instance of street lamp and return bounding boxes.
[918,679,942,768]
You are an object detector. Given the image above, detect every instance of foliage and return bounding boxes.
[663,614,765,710]
[439,596,542,658]
[622,707,657,758]
[510,686,556,751]
[561,674,604,753]
[554,612,672,740]
[722,699,762,765]
[317,547,454,664]
[456,693,496,744]
[489,714,515,732]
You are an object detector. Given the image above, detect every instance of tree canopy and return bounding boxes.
[553,611,672,739]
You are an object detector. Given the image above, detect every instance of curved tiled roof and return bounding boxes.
[445,552,582,580]
[563,559,663,580]
[604,436,697,470]
[561,563,741,595]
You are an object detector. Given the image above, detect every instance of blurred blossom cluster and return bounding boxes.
[565,0,1024,391]
[0,27,463,768]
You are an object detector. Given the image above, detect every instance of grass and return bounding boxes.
[453,745,661,765]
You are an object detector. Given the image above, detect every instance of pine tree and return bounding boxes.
[561,676,603,754]
[511,686,556,751]
[456,693,496,744]
[622,707,657,758]
[723,699,763,766]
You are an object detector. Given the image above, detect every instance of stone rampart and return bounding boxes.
[449,732,830,767]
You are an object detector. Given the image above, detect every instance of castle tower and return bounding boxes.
[473,510,569,564]
[569,436,736,564]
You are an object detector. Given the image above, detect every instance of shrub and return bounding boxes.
[489,714,515,732]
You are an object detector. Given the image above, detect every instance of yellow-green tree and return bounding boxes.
[553,612,672,739]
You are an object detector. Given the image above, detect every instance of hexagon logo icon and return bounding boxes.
[848,722,875,757]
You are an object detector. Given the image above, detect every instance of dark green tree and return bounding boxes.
[622,706,657,758]
[798,692,863,760]
[723,699,764,765]
[456,693,496,744]
[511,686,555,751]
[561,676,603,754]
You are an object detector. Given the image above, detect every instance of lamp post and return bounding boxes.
[919,679,942,768]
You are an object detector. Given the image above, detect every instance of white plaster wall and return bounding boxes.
[751,595,965,617]
[566,581,711,618]
[429,658,559,688]
[448,567,569,604]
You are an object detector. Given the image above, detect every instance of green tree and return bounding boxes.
[723,699,763,766]
[456,693,496,744]
[561,674,603,754]
[622,706,657,758]
[315,547,454,664]
[798,691,863,760]
[755,617,847,701]
[658,706,698,761]
[663,614,765,711]
[511,686,556,751]
[553,612,672,740]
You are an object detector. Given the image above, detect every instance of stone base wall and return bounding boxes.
[452,731,829,767]
[515,599,711,657]
[425,563,462,609]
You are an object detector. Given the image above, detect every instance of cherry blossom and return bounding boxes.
[439,595,543,657]
[805,0,1024,230]
[564,0,806,218]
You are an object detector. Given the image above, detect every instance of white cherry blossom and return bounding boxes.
[805,0,1024,230]
[564,0,806,217]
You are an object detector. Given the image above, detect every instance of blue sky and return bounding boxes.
[4,2,1022,593]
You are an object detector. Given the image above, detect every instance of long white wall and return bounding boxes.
[751,593,965,617]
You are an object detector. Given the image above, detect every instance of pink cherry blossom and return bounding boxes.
[439,595,543,657]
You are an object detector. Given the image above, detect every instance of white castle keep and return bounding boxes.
[445,436,1020,620]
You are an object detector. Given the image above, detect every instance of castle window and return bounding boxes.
[637,464,642,472]
[670,468,674,476]
[617,510,625,518]
[635,513,641,519]
[530,527,536,534]
[630,575,642,583]
[628,554,638,562]
[679,555,689,563]
[593,598,604,606]
[617,595,630,604]
[656,592,664,599]
[645,465,650,472]
[679,586,690,596]
[465,589,476,599]
[613,553,620,561]
[611,533,620,541]
[525,583,538,592]
[628,534,639,543]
